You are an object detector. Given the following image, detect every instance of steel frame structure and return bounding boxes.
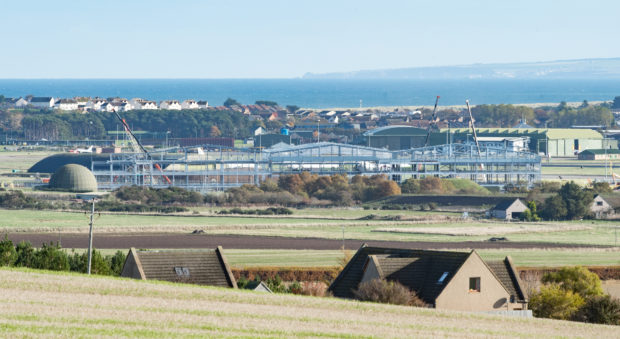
[92,142,541,191]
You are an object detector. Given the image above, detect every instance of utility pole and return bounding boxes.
[87,197,96,275]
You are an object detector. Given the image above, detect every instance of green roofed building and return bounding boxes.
[578,149,620,160]
[435,128,617,157]
[48,164,98,192]
[363,125,427,150]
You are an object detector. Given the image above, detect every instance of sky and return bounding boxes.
[1,0,620,78]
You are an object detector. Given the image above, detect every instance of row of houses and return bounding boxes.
[4,96,211,112]
[121,245,529,314]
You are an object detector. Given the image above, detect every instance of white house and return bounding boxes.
[29,97,55,109]
[55,99,79,111]
[160,100,182,110]
[197,100,209,109]
[141,101,158,109]
[14,97,29,108]
[181,100,199,109]
[111,102,131,112]
[590,194,613,218]
[88,99,107,111]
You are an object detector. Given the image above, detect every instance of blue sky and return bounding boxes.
[2,0,619,78]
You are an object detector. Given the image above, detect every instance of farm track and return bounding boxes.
[6,232,611,250]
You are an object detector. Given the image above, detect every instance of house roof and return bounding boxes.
[122,247,236,288]
[484,257,528,303]
[329,245,528,305]
[329,245,470,303]
[30,97,53,102]
[363,125,427,136]
[491,198,524,211]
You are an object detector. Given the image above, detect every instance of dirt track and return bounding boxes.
[5,232,608,250]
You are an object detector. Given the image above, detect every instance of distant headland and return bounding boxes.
[303,58,620,80]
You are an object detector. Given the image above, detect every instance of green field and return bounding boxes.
[1,268,617,338]
[2,209,619,247]
[225,249,620,268]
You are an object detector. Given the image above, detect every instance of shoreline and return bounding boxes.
[302,100,606,112]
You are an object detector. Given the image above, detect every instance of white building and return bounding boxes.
[111,102,131,112]
[14,97,29,108]
[160,100,182,110]
[55,99,79,111]
[86,99,107,111]
[29,97,55,109]
[181,100,199,109]
[197,100,209,109]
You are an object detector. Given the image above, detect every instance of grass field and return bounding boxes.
[1,268,618,338]
[2,209,619,246]
[69,248,620,268]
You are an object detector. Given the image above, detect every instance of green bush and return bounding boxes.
[542,266,604,299]
[265,275,287,293]
[32,243,70,271]
[530,284,585,320]
[573,295,620,325]
[287,281,303,295]
[14,241,35,267]
[0,235,16,266]
[108,250,126,276]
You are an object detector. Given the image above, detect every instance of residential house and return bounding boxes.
[29,97,55,109]
[129,98,158,110]
[120,247,237,288]
[197,100,209,109]
[111,101,131,112]
[181,100,199,109]
[160,100,182,110]
[329,245,528,312]
[86,98,107,111]
[490,199,529,220]
[13,97,28,108]
[54,99,79,111]
[591,194,613,218]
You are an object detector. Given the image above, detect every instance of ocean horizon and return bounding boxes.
[1,78,619,109]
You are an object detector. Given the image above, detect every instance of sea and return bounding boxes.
[1,79,619,109]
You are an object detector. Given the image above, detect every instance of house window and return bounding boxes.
[596,201,603,206]
[469,277,481,292]
[174,267,190,277]
[437,272,449,284]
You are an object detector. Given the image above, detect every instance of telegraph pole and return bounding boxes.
[87,198,96,275]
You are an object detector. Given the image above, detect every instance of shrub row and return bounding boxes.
[0,236,126,276]
[94,200,187,213]
[218,207,293,215]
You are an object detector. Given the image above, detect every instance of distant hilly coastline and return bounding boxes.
[302,58,620,80]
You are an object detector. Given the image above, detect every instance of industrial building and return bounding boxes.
[90,141,541,192]
[438,128,617,157]
[361,125,618,157]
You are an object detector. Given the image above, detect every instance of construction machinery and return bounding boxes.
[112,111,172,185]
[424,96,440,147]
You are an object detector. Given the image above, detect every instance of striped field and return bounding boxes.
[1,268,619,338]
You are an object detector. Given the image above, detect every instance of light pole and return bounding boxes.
[86,197,97,275]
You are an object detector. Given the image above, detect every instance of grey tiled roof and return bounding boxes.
[126,248,236,288]
[329,246,470,304]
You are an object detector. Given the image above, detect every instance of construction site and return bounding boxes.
[90,141,541,192]
[87,98,541,192]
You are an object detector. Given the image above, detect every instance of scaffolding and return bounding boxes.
[92,142,541,191]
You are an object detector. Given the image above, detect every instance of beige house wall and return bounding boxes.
[436,255,510,312]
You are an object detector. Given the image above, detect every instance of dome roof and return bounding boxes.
[48,164,98,192]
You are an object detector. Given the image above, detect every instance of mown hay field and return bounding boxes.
[1,268,619,338]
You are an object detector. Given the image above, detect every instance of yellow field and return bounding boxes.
[1,268,618,338]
